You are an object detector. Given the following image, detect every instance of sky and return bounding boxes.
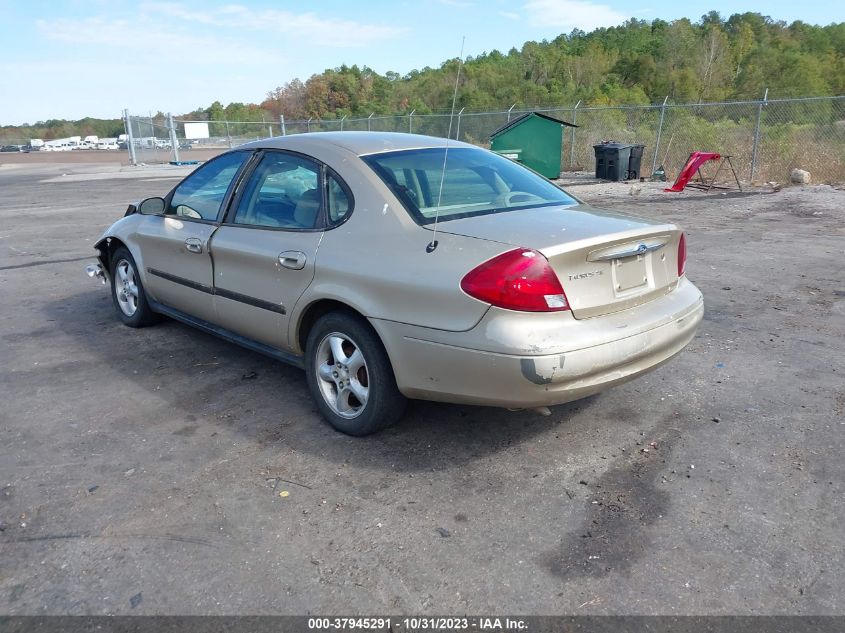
[1,0,843,125]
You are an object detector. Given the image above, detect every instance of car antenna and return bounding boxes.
[426,36,465,254]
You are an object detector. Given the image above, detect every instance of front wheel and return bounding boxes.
[110,246,158,328]
[305,312,406,436]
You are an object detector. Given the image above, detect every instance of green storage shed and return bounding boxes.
[490,112,577,179]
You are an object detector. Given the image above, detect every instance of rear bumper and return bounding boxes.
[371,279,703,408]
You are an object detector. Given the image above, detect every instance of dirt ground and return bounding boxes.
[0,157,842,616]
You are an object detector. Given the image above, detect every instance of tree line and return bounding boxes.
[0,117,124,144]
[258,12,845,120]
[3,11,843,140]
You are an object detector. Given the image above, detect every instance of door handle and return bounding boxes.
[185,237,203,254]
[278,250,306,270]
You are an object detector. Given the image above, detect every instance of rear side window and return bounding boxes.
[326,173,352,224]
[168,151,249,220]
[362,147,576,225]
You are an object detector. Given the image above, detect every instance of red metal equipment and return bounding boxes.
[665,152,721,192]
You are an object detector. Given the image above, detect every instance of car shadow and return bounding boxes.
[44,290,598,473]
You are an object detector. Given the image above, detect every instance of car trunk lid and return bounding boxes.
[430,204,683,319]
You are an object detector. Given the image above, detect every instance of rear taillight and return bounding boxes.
[678,233,687,277]
[460,248,569,312]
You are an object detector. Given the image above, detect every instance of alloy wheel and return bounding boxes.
[314,332,370,419]
[114,258,139,317]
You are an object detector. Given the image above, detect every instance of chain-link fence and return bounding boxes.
[123,95,845,183]
[123,114,173,165]
[121,112,283,164]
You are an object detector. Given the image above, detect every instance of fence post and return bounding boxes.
[224,120,231,148]
[123,109,138,166]
[409,109,415,133]
[340,115,346,132]
[456,107,464,141]
[507,103,516,122]
[651,96,669,175]
[569,100,580,170]
[307,117,312,133]
[167,113,180,163]
[367,112,374,131]
[750,88,768,182]
[280,115,286,136]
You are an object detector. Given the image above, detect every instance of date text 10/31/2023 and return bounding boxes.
[307,617,529,631]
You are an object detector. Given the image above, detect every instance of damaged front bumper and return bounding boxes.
[85,262,107,284]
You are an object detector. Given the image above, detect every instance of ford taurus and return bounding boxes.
[86,133,703,435]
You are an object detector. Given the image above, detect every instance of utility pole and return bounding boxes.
[123,109,137,166]
[651,96,669,175]
[750,88,768,182]
[569,101,580,170]
[455,107,465,141]
[167,113,180,163]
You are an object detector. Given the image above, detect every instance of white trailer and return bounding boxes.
[80,135,99,149]
[96,138,119,150]
[44,136,82,151]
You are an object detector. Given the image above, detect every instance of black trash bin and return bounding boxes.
[594,143,630,181]
[627,144,645,180]
[593,142,646,181]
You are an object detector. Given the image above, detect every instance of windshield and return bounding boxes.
[361,147,576,225]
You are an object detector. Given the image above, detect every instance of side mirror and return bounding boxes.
[139,197,166,215]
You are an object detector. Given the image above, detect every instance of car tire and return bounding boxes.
[305,311,406,436]
[110,246,158,328]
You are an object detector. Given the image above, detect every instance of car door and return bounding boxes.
[209,151,349,351]
[135,151,252,323]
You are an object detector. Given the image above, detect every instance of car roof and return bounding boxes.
[238,132,478,157]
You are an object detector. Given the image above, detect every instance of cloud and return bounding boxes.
[35,16,274,65]
[523,0,628,31]
[0,59,145,75]
[139,2,407,47]
[437,0,475,7]
[499,11,521,20]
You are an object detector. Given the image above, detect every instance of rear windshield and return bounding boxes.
[361,147,576,225]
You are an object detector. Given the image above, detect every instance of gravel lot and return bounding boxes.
[0,157,842,615]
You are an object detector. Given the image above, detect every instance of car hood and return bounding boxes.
[425,203,669,251]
